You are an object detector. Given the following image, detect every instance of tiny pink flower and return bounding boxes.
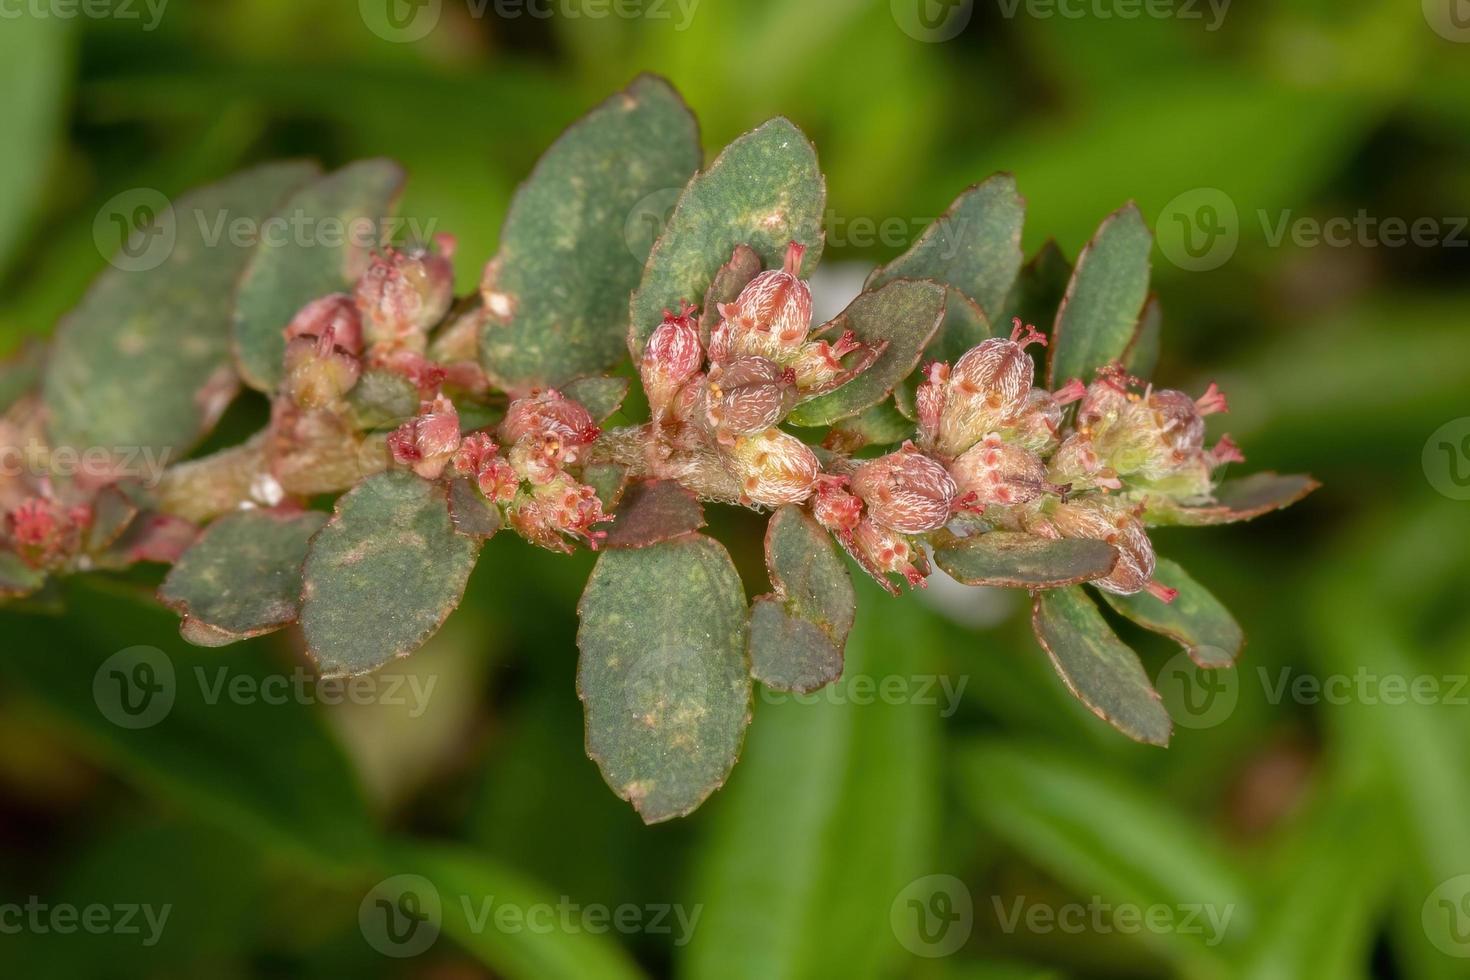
[723,428,820,508]
[640,303,704,418]
[850,442,956,535]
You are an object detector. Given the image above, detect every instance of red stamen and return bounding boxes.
[1145,580,1179,603]
[783,241,806,277]
[1196,382,1229,416]
[1009,317,1048,349]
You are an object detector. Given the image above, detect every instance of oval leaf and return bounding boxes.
[1001,238,1071,331]
[44,162,318,459]
[480,75,701,391]
[576,534,751,823]
[748,505,855,693]
[1142,472,1320,526]
[628,117,826,359]
[934,531,1118,589]
[698,243,763,343]
[1099,558,1243,667]
[786,279,945,427]
[159,509,328,647]
[1031,586,1172,746]
[1047,203,1152,386]
[866,173,1025,321]
[233,159,405,391]
[301,471,479,677]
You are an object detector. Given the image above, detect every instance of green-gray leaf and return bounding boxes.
[160,509,327,647]
[44,162,318,460]
[300,471,478,677]
[1123,292,1162,379]
[1031,586,1172,746]
[1001,238,1071,332]
[748,506,855,693]
[1047,203,1152,386]
[786,279,945,427]
[233,159,405,391]
[576,534,750,823]
[1100,558,1242,667]
[933,532,1117,589]
[866,173,1025,321]
[629,117,826,359]
[1142,472,1320,526]
[480,75,700,392]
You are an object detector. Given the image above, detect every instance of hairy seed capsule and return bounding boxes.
[453,432,518,503]
[713,242,813,363]
[640,304,704,417]
[850,443,956,534]
[949,434,1054,508]
[723,428,820,507]
[1045,500,1174,600]
[934,319,1048,456]
[702,355,797,439]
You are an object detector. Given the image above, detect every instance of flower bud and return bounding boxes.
[1043,500,1175,600]
[701,355,797,440]
[1046,432,1122,493]
[723,428,819,508]
[499,389,599,453]
[850,443,956,534]
[640,303,704,417]
[355,243,455,352]
[812,476,863,539]
[5,497,88,569]
[508,473,610,553]
[852,518,928,590]
[712,242,813,363]
[284,331,362,409]
[452,432,518,503]
[787,329,880,398]
[387,395,461,480]
[950,434,1057,508]
[285,293,363,355]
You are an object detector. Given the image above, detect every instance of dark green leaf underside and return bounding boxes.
[1032,586,1172,746]
[1100,557,1242,667]
[1047,203,1152,387]
[934,532,1118,589]
[603,479,705,549]
[1143,472,1320,526]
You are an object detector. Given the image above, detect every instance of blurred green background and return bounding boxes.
[3,0,1470,977]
